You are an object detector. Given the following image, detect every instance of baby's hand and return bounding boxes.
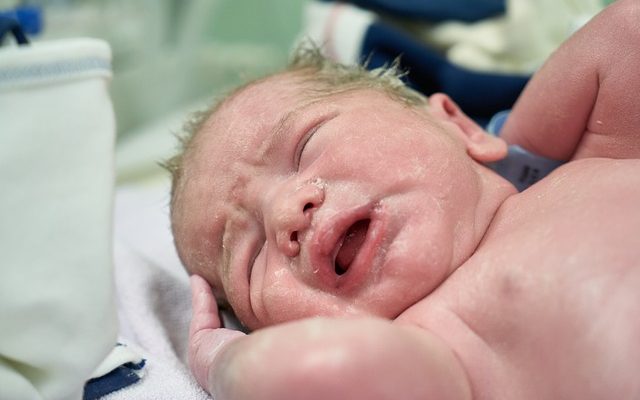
[189,277,470,400]
[189,275,246,392]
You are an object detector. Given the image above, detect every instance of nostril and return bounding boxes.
[303,202,313,212]
[290,231,298,243]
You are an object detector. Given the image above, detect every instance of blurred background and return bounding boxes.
[1,0,610,183]
[1,0,305,182]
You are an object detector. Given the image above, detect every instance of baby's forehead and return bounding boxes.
[226,72,309,110]
[205,73,305,135]
[184,72,313,199]
[196,72,328,158]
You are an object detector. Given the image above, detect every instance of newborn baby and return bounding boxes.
[167,1,640,398]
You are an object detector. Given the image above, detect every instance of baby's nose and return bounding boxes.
[271,182,324,257]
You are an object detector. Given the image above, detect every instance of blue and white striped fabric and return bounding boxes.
[301,0,529,122]
[0,39,111,89]
[84,344,146,400]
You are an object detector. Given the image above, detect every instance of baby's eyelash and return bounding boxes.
[294,112,338,169]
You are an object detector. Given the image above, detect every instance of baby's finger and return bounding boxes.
[189,274,221,338]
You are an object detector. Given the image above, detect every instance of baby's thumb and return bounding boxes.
[188,275,245,391]
[189,274,221,337]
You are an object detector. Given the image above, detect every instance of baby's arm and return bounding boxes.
[500,0,640,161]
[189,275,471,400]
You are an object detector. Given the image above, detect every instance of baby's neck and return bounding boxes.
[470,164,517,247]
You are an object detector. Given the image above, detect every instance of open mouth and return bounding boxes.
[334,219,370,275]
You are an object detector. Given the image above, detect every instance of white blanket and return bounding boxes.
[106,181,210,400]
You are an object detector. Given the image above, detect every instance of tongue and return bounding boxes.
[336,219,370,271]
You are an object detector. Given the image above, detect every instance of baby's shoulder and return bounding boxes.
[480,158,640,258]
[469,158,640,304]
[548,157,640,186]
[410,158,640,399]
[504,158,640,222]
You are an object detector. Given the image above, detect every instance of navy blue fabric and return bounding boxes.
[319,0,505,22]
[0,6,42,35]
[361,21,530,121]
[0,15,29,45]
[83,360,146,400]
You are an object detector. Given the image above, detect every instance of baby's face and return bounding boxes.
[175,73,489,329]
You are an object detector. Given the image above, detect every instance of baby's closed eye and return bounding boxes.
[296,113,338,170]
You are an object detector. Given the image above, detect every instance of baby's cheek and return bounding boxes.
[259,275,323,325]
[379,199,455,299]
[248,268,301,327]
[257,273,361,327]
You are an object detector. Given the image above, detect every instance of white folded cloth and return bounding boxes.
[0,38,117,400]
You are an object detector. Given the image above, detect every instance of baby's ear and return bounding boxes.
[428,93,507,163]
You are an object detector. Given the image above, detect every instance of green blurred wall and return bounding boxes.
[102,0,305,139]
[206,1,303,50]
